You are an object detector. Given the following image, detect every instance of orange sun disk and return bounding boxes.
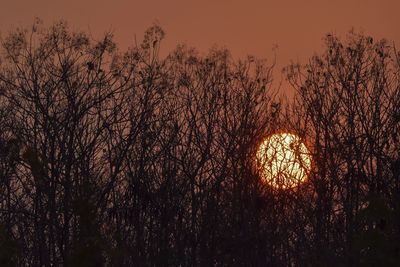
[256,132,312,189]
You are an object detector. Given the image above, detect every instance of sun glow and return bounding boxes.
[256,132,312,189]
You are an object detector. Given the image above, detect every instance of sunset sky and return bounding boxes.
[1,2,400,265]
[1,0,399,95]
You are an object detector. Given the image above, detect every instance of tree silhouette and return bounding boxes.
[0,20,399,266]
[285,31,400,265]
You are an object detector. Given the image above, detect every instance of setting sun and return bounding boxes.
[256,133,312,189]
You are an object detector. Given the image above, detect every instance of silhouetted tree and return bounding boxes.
[285,31,400,266]
[0,19,399,266]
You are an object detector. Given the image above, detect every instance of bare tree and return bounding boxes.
[1,20,399,267]
[285,31,400,265]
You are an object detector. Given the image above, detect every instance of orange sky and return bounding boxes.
[1,0,399,96]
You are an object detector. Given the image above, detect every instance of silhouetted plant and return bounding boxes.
[285,31,400,265]
[0,19,399,266]
[0,225,19,267]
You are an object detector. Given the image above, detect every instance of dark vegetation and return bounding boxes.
[0,20,399,266]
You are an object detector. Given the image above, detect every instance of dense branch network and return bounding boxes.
[0,21,399,266]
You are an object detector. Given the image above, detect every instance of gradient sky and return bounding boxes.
[1,0,399,96]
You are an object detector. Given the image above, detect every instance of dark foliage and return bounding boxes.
[0,21,399,266]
